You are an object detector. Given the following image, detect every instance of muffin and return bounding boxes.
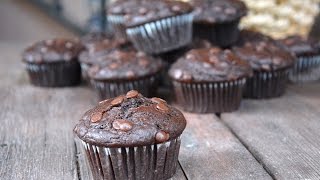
[233,40,295,99]
[79,38,132,80]
[108,0,194,54]
[191,0,247,47]
[74,91,186,180]
[22,38,84,87]
[169,48,252,113]
[236,29,275,46]
[280,35,320,83]
[88,50,163,100]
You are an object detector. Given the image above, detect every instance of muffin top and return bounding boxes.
[233,41,295,71]
[79,38,134,65]
[80,32,110,48]
[74,91,186,147]
[192,0,247,24]
[108,0,193,27]
[169,48,252,82]
[88,50,163,80]
[22,38,84,63]
[280,36,320,57]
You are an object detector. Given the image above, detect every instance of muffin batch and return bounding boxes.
[21,0,320,179]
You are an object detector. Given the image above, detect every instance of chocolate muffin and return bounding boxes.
[108,0,194,54]
[74,91,186,180]
[79,37,133,80]
[22,38,84,87]
[236,30,275,46]
[169,48,252,113]
[191,0,247,47]
[233,41,295,99]
[280,35,320,83]
[88,50,163,100]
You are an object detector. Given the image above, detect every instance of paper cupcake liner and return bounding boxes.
[80,62,92,81]
[245,69,289,99]
[25,61,81,87]
[172,78,246,113]
[108,15,127,39]
[90,75,159,100]
[289,55,320,83]
[193,19,240,47]
[126,13,193,54]
[80,137,181,180]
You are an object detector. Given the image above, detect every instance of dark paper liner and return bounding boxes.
[80,137,181,180]
[25,61,81,87]
[289,55,320,83]
[193,19,240,47]
[245,69,289,99]
[90,75,160,100]
[107,15,128,39]
[172,78,246,113]
[126,13,193,54]
[80,62,91,81]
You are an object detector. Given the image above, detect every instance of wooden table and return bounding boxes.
[1,43,320,180]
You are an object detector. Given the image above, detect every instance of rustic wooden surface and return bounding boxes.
[222,85,320,180]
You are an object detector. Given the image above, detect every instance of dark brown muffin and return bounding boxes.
[280,35,320,83]
[88,50,163,100]
[74,91,186,180]
[80,31,110,48]
[108,0,194,54]
[191,0,247,47]
[22,38,84,87]
[169,48,252,113]
[233,40,295,98]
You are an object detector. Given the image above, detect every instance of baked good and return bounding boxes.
[169,47,252,113]
[280,35,320,83]
[108,0,194,54]
[191,0,247,47]
[74,91,186,180]
[233,40,295,98]
[22,38,84,87]
[88,50,163,100]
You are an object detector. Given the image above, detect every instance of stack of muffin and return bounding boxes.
[21,0,320,179]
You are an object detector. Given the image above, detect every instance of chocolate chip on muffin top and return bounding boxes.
[236,30,275,46]
[74,91,186,147]
[81,32,111,48]
[233,41,295,71]
[88,50,163,80]
[108,0,193,27]
[280,35,320,57]
[191,0,247,23]
[22,38,84,63]
[169,48,253,82]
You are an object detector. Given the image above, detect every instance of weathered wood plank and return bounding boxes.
[179,113,272,180]
[0,86,94,180]
[222,85,320,180]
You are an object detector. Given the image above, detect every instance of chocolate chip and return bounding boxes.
[224,8,236,15]
[139,7,148,15]
[213,6,222,12]
[273,57,282,65]
[156,103,169,112]
[209,48,221,54]
[126,71,135,78]
[182,73,192,81]
[40,47,48,53]
[172,5,181,12]
[99,99,109,104]
[155,130,170,143]
[109,63,118,69]
[151,97,166,104]
[111,96,124,106]
[137,51,146,57]
[186,53,195,60]
[63,53,72,60]
[261,64,271,70]
[209,56,219,63]
[46,39,53,46]
[91,112,103,123]
[139,59,149,66]
[112,119,133,131]
[173,69,183,79]
[65,42,73,49]
[126,90,139,98]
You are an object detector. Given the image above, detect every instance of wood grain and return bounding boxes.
[222,86,320,180]
[179,113,272,180]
